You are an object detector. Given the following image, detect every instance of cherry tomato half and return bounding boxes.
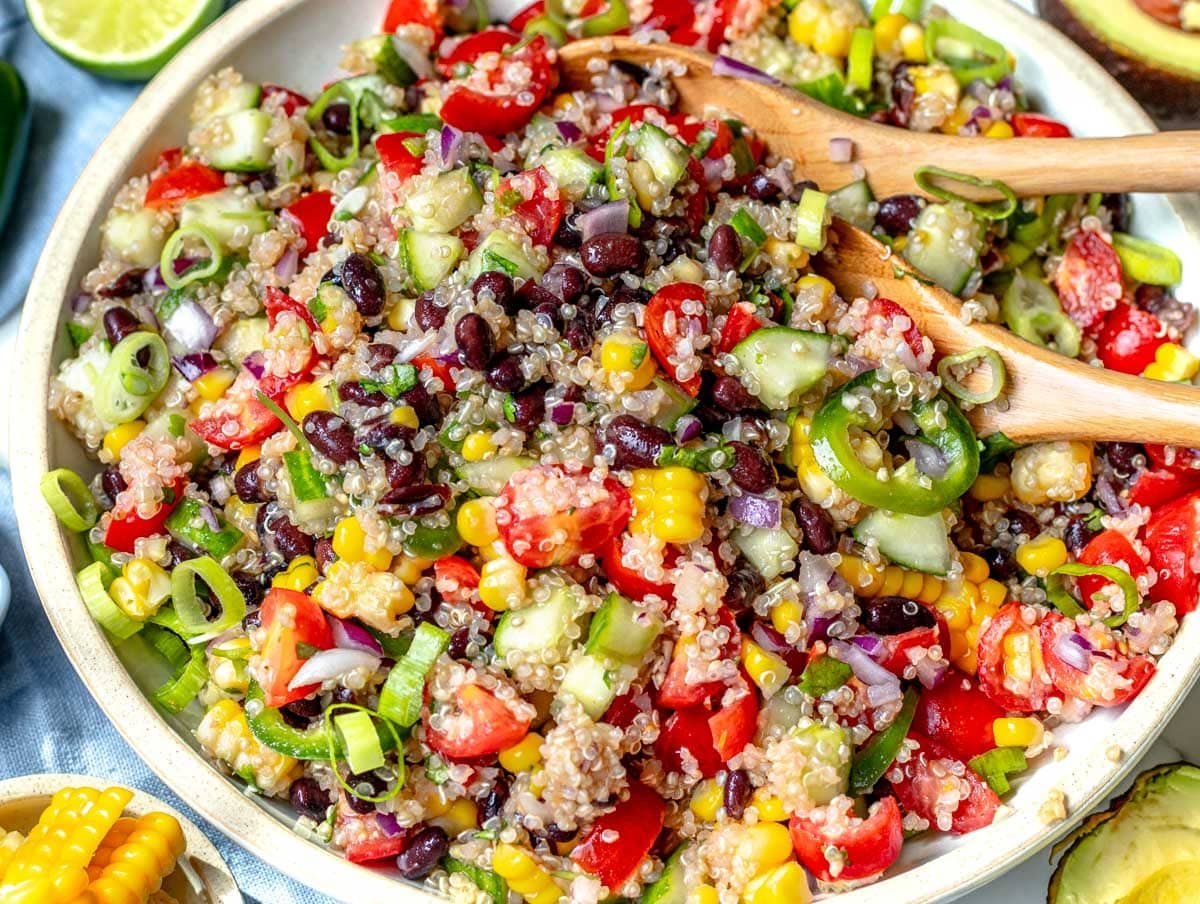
[440,37,557,136]
[573,783,666,888]
[912,669,1005,760]
[189,370,282,451]
[1039,615,1155,706]
[644,283,709,396]
[890,733,1000,834]
[1011,113,1073,139]
[1144,489,1200,616]
[1096,304,1168,376]
[144,161,225,210]
[790,796,903,882]
[436,28,520,78]
[976,602,1056,713]
[1055,230,1124,335]
[425,684,533,760]
[496,166,564,248]
[259,588,335,707]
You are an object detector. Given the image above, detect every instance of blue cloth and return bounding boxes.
[0,3,330,901]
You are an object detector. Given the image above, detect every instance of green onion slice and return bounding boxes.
[849,687,919,794]
[1048,563,1142,628]
[868,0,892,22]
[40,468,98,531]
[160,224,225,290]
[937,347,1007,405]
[846,27,875,92]
[968,746,1028,795]
[923,19,1011,86]
[795,187,829,253]
[334,709,387,774]
[94,332,171,424]
[142,622,192,672]
[325,703,404,802]
[171,556,248,640]
[1112,233,1183,287]
[153,645,208,714]
[378,622,450,727]
[914,166,1017,221]
[77,561,142,639]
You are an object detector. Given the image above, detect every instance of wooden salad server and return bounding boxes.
[558,38,1200,446]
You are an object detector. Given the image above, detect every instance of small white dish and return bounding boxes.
[0,563,10,631]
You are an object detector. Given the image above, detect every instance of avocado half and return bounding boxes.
[1048,762,1200,904]
[1037,0,1200,124]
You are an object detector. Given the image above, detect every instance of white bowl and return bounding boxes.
[10,1,1200,901]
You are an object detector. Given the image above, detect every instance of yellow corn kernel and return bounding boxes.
[959,552,990,584]
[790,416,838,506]
[879,565,906,597]
[528,765,546,798]
[743,862,813,904]
[911,64,960,104]
[102,421,145,462]
[284,380,332,421]
[390,405,419,429]
[813,17,854,56]
[793,274,836,308]
[948,630,968,663]
[899,22,927,61]
[1003,631,1039,682]
[979,578,1007,612]
[477,539,510,562]
[493,844,561,904]
[939,105,972,136]
[959,623,982,674]
[457,498,499,547]
[109,558,171,621]
[631,467,707,544]
[916,574,945,604]
[689,886,721,904]
[235,445,261,470]
[787,1,822,46]
[0,831,25,879]
[332,516,393,570]
[193,367,236,403]
[993,717,1045,748]
[1143,342,1200,382]
[690,779,724,822]
[392,554,431,585]
[750,791,788,822]
[479,557,527,611]
[271,556,319,592]
[899,569,926,600]
[1015,535,1068,578]
[737,822,794,874]
[836,555,886,596]
[770,599,804,637]
[969,472,1010,502]
[600,334,657,391]
[431,799,478,836]
[499,733,543,773]
[763,238,808,271]
[935,586,974,633]
[984,121,1015,139]
[462,431,498,463]
[874,12,908,54]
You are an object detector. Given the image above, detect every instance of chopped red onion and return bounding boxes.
[905,439,950,479]
[376,813,405,836]
[279,209,303,234]
[440,125,464,167]
[728,494,782,530]
[1095,475,1127,515]
[578,200,630,241]
[842,354,876,377]
[967,79,992,102]
[749,619,806,672]
[1054,633,1092,672]
[287,648,381,690]
[328,614,385,655]
[850,633,885,658]
[712,55,781,87]
[828,137,854,163]
[805,611,836,643]
[556,121,583,142]
[173,352,218,382]
[164,298,218,351]
[243,351,265,380]
[997,76,1014,92]
[204,626,242,655]
[71,293,92,313]
[700,156,725,190]
[199,504,221,532]
[915,655,949,689]
[209,475,231,506]
[833,640,899,687]
[142,266,168,294]
[971,105,992,121]
[275,246,299,283]
[673,414,702,444]
[550,402,575,426]
[867,681,903,707]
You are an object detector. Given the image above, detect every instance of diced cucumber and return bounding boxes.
[465,229,544,281]
[404,168,483,233]
[644,844,689,904]
[585,593,662,664]
[730,327,832,410]
[558,653,617,720]
[398,229,464,291]
[633,123,689,189]
[903,202,982,294]
[200,108,273,172]
[651,377,698,431]
[733,524,799,580]
[56,344,110,398]
[180,190,269,250]
[828,179,876,231]
[351,34,419,86]
[539,148,604,202]
[853,509,953,575]
[455,456,534,495]
[101,208,166,268]
[494,585,581,660]
[215,316,267,366]
[142,408,206,466]
[192,81,261,125]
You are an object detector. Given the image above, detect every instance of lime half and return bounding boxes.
[25,0,225,81]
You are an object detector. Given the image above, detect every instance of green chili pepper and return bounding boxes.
[796,655,853,697]
[1112,233,1183,287]
[849,687,919,794]
[404,517,464,559]
[810,371,980,516]
[968,746,1028,795]
[379,112,442,134]
[0,61,30,235]
[165,497,245,558]
[94,332,171,424]
[1048,563,1142,628]
[923,19,1011,86]
[306,76,389,172]
[1001,271,1081,358]
[914,166,1017,221]
[442,858,508,904]
[937,347,1007,405]
[244,682,401,760]
[657,443,733,472]
[979,431,1023,473]
[523,14,569,45]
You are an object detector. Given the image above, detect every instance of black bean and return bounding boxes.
[338,380,388,408]
[982,546,1018,580]
[321,102,353,135]
[234,461,268,503]
[564,316,593,353]
[332,686,357,705]
[455,312,495,370]
[1105,442,1145,479]
[876,195,924,237]
[532,300,562,331]
[860,597,936,635]
[1063,516,1099,556]
[547,266,587,304]
[100,465,126,503]
[471,270,515,311]
[102,307,142,346]
[728,441,776,493]
[281,696,322,729]
[708,224,742,271]
[258,504,314,563]
[792,497,836,555]
[98,270,147,299]
[358,417,415,455]
[605,415,670,469]
[554,212,583,248]
[485,353,525,393]
[367,343,398,370]
[1005,509,1041,540]
[745,171,781,202]
[724,770,752,820]
[385,455,428,490]
[414,291,448,331]
[517,282,559,315]
[509,384,546,432]
[711,375,761,414]
[581,234,646,277]
[303,411,358,465]
[379,483,450,516]
[448,626,471,660]
[724,568,765,613]
[401,383,442,425]
[610,284,651,310]
[290,778,333,821]
[890,62,916,127]
[166,541,196,567]
[395,826,449,879]
[341,253,386,317]
[232,572,264,609]
[314,537,336,574]
[243,608,263,632]
[1101,193,1129,233]
[478,777,510,823]
[346,772,386,814]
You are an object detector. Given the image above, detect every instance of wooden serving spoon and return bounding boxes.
[557,37,1200,446]
[557,37,1200,199]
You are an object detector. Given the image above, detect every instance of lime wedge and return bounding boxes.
[25,0,224,81]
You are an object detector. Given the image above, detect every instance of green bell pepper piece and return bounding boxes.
[849,687,919,794]
[244,682,401,760]
[0,61,31,234]
[165,497,245,558]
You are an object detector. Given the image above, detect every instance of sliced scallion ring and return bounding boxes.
[1112,232,1183,287]
[170,555,247,640]
[1048,562,1141,628]
[334,710,386,774]
[937,347,1007,405]
[94,332,170,424]
[76,561,141,639]
[795,187,829,252]
[968,745,1028,795]
[914,166,1017,221]
[160,223,225,290]
[325,703,404,802]
[153,646,208,713]
[40,468,98,531]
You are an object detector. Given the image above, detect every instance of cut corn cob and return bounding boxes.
[630,468,707,544]
[84,812,186,903]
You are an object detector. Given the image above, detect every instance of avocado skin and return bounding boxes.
[1038,0,1200,125]
[1048,762,1200,904]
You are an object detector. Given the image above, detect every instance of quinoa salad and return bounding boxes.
[39,0,1199,901]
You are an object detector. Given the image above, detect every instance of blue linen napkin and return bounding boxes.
[0,3,332,901]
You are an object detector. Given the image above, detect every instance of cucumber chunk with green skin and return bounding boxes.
[730,327,832,410]
[828,179,876,231]
[351,34,419,86]
[733,524,799,580]
[494,584,582,660]
[142,408,206,466]
[538,147,604,201]
[398,229,465,291]
[558,652,617,720]
[455,456,535,495]
[201,108,273,172]
[853,509,953,575]
[632,122,690,189]
[465,230,545,281]
[651,376,699,431]
[404,168,483,233]
[180,190,270,250]
[193,81,262,124]
[101,208,167,269]
[166,497,244,559]
[643,843,689,904]
[215,316,268,366]
[585,592,662,664]
[903,202,983,294]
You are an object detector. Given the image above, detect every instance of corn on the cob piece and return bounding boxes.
[630,468,707,544]
[0,831,26,878]
[83,812,185,903]
[492,843,562,904]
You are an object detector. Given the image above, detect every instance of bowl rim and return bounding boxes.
[10,1,1200,902]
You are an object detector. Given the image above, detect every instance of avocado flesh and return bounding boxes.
[1037,0,1200,122]
[1049,763,1200,904]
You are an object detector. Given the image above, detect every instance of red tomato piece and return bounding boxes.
[1144,490,1200,616]
[976,602,1056,713]
[600,535,677,602]
[496,166,564,248]
[890,734,1000,834]
[604,685,653,728]
[1076,529,1150,612]
[912,669,1005,760]
[436,28,520,78]
[336,809,410,863]
[790,796,903,882]
[1096,304,1168,375]
[157,147,184,171]
[496,464,632,568]
[440,37,557,136]
[375,132,426,183]
[572,783,666,889]
[509,1,545,31]
[656,706,723,776]
[103,479,186,554]
[717,302,763,354]
[1129,467,1200,509]
[189,370,283,451]
[877,623,946,676]
[1055,230,1125,334]
[258,287,318,398]
[586,103,671,161]
[867,297,926,362]
[382,0,443,39]
[1146,444,1200,475]
[259,588,335,707]
[412,353,458,392]
[1011,113,1073,139]
[644,283,709,396]
[434,555,481,605]
[144,161,225,210]
[1039,616,1155,706]
[426,684,533,760]
[657,608,739,709]
[261,83,311,117]
[284,190,334,256]
[708,684,758,761]
[682,157,709,237]
[644,0,695,31]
